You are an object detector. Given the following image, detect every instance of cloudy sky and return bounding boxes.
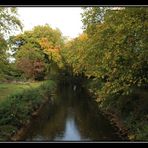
[17,7,83,39]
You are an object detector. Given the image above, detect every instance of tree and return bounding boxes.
[96,7,148,97]
[15,44,46,80]
[0,7,22,35]
[0,7,22,82]
[81,7,108,36]
[0,34,8,81]
[10,25,64,80]
[62,33,88,76]
[62,7,148,99]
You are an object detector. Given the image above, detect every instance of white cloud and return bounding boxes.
[17,7,83,39]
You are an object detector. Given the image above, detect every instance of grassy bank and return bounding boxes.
[0,80,56,141]
[85,79,148,141]
[0,82,44,103]
[0,82,44,102]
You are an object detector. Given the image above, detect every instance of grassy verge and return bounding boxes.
[0,82,44,102]
[0,80,56,141]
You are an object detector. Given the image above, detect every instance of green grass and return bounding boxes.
[0,82,44,102]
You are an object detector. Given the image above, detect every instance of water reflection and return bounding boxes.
[55,112,81,141]
[25,86,121,141]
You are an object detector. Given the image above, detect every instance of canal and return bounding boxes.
[24,85,121,141]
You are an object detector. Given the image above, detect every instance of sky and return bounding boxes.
[17,7,83,39]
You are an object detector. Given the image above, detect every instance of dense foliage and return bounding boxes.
[63,7,148,98]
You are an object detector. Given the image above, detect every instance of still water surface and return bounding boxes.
[25,86,121,141]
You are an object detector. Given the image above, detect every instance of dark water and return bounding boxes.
[24,86,121,141]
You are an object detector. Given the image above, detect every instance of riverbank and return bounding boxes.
[86,86,148,141]
[0,80,56,141]
[10,96,51,141]
[82,88,129,141]
[101,109,129,140]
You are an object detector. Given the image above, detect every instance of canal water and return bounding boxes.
[24,86,121,141]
